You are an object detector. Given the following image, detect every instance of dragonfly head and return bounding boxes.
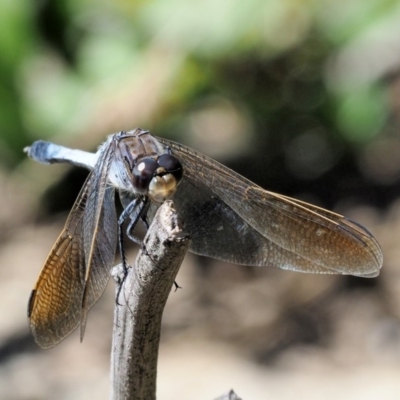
[132,153,183,202]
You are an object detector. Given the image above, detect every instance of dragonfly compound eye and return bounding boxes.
[157,154,183,183]
[147,154,183,203]
[132,158,158,193]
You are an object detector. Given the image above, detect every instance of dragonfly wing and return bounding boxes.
[29,136,118,347]
[171,179,262,263]
[239,186,382,277]
[157,137,383,277]
[28,178,89,348]
[80,139,118,338]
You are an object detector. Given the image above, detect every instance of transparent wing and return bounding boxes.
[28,139,118,348]
[80,139,118,338]
[156,137,383,277]
[28,178,89,349]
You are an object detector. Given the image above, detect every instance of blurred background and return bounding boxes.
[1,0,400,399]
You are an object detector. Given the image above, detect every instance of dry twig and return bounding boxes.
[110,200,190,400]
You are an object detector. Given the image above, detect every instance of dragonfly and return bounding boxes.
[25,128,383,348]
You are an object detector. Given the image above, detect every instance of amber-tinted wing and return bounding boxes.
[28,139,118,348]
[156,137,383,277]
[28,177,89,349]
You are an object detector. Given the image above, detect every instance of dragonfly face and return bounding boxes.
[107,131,183,202]
[25,128,383,348]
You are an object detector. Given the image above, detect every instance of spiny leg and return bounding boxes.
[117,196,148,304]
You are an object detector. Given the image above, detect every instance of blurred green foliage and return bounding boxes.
[1,0,399,195]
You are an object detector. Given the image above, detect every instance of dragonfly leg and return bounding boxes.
[126,200,150,243]
[140,214,150,230]
[116,197,148,304]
